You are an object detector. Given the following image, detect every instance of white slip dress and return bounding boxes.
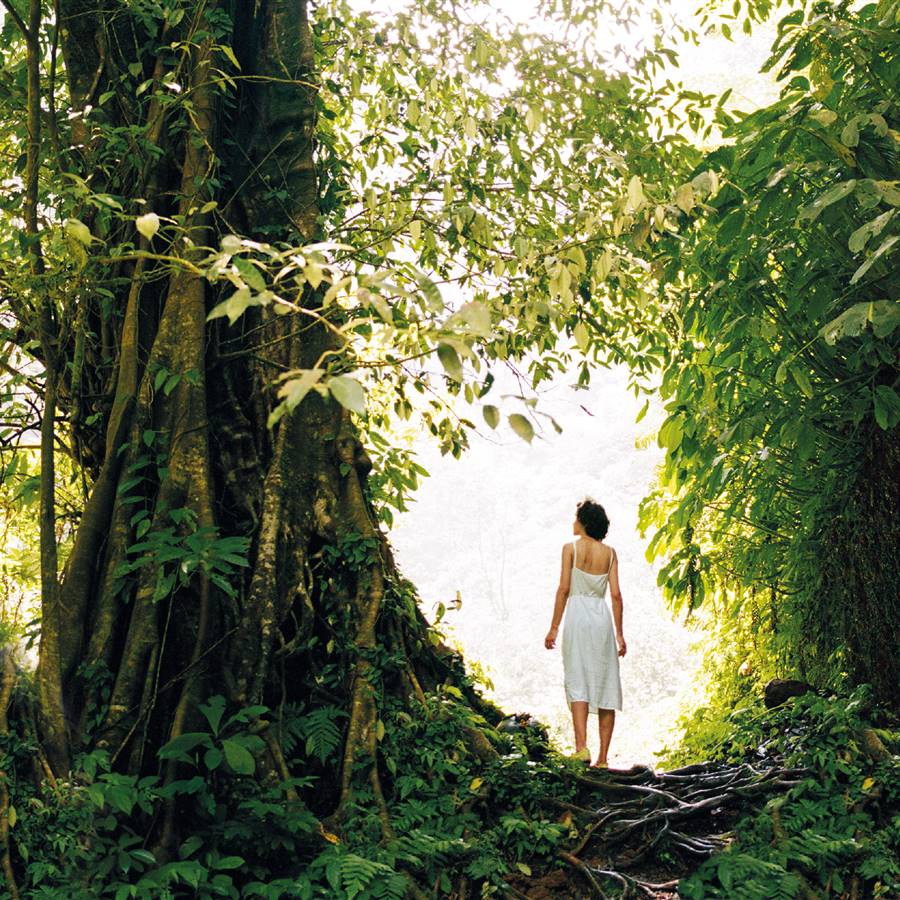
[561,540,623,713]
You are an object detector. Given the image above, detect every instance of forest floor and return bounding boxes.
[502,759,807,899]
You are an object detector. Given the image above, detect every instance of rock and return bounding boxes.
[764,679,815,709]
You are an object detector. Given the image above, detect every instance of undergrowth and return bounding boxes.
[4,671,896,898]
[0,680,578,898]
[671,686,900,899]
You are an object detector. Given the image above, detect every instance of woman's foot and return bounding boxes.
[590,759,609,769]
[568,747,590,763]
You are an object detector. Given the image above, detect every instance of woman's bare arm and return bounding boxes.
[608,548,626,656]
[544,544,572,649]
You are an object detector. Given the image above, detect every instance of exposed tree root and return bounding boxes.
[509,760,809,899]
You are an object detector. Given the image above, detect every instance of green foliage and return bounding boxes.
[676,688,900,899]
[0,681,576,897]
[157,695,268,777]
[296,849,408,900]
[0,0,896,897]
[1,691,325,897]
[289,706,347,765]
[338,688,572,894]
[639,0,900,707]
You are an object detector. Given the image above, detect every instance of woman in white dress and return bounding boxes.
[544,499,626,768]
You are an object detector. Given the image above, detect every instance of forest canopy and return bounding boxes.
[0,0,896,896]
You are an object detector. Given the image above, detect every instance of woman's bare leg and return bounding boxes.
[597,709,615,764]
[571,701,588,751]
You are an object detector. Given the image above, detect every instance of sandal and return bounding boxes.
[568,748,590,763]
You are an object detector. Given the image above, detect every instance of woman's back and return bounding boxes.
[573,537,614,575]
[570,539,614,599]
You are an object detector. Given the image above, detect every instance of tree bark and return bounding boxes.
[22,1,497,852]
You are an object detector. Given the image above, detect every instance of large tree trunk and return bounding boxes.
[33,0,499,848]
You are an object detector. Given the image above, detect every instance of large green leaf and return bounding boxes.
[222,738,256,776]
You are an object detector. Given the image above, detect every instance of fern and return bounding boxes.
[341,854,381,899]
[679,851,803,899]
[319,851,405,900]
[294,706,345,764]
[368,873,408,900]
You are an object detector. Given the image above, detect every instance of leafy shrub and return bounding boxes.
[678,687,900,899]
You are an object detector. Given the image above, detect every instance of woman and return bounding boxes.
[544,499,626,768]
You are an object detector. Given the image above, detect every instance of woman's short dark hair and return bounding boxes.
[576,498,609,540]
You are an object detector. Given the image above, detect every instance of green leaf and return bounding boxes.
[573,321,590,352]
[437,343,463,381]
[790,366,813,398]
[873,385,900,430]
[715,209,745,246]
[841,119,859,147]
[691,170,719,197]
[796,420,816,459]
[819,303,870,343]
[508,413,534,443]
[593,249,612,280]
[207,287,260,326]
[222,738,255,775]
[798,180,856,222]
[869,299,900,338]
[483,405,500,429]
[158,732,211,761]
[416,272,443,312]
[163,373,180,396]
[233,257,266,292]
[136,212,160,241]
[329,375,367,414]
[179,836,203,859]
[219,44,241,70]
[525,105,543,132]
[277,368,325,412]
[65,218,93,245]
[658,413,683,450]
[198,695,226,735]
[675,183,695,214]
[877,180,900,206]
[460,300,491,335]
[848,210,894,254]
[625,175,644,213]
[850,235,899,285]
[304,260,325,290]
